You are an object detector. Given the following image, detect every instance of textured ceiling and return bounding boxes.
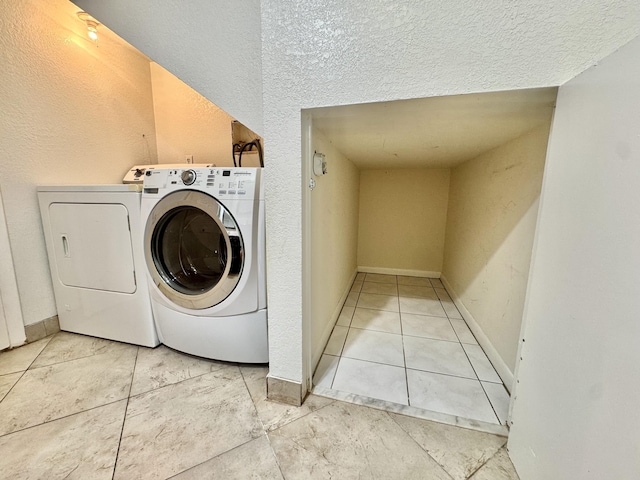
[309,88,558,169]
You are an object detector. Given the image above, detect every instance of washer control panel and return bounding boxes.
[143,167,259,200]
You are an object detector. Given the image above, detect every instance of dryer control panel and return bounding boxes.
[123,164,155,184]
[143,167,260,201]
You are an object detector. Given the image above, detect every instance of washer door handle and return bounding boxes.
[229,235,243,275]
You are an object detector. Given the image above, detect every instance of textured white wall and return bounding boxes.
[357,169,450,274]
[73,0,263,136]
[150,63,235,167]
[442,125,551,375]
[0,0,157,325]
[508,35,640,480]
[310,128,359,365]
[262,0,640,382]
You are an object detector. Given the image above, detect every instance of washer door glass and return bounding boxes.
[145,191,243,309]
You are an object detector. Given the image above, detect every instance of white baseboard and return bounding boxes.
[358,266,441,278]
[440,275,515,393]
[311,269,358,371]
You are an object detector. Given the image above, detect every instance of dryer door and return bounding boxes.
[144,190,244,309]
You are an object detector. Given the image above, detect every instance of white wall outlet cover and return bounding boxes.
[313,152,327,176]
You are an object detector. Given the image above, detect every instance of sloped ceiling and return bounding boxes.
[72,0,264,136]
[309,88,557,169]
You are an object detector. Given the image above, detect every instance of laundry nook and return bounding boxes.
[1,0,639,478]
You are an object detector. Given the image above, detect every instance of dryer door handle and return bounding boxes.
[62,235,70,258]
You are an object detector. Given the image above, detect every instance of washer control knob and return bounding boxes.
[181,169,196,185]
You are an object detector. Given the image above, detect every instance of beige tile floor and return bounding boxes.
[314,273,511,427]
[0,331,519,479]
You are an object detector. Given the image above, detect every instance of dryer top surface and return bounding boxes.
[37,184,143,193]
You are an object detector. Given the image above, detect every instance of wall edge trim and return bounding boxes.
[24,315,60,343]
[0,187,26,347]
[266,374,305,406]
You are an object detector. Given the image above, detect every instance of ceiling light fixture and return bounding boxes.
[77,12,100,44]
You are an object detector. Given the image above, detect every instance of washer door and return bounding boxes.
[145,190,243,309]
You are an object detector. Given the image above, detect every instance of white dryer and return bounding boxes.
[38,180,159,347]
[141,166,267,363]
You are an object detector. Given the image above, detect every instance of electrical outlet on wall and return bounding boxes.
[185,154,194,164]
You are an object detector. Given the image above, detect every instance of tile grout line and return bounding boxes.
[440,283,502,426]
[404,365,487,383]
[323,274,503,427]
[335,352,453,373]
[413,282,500,425]
[258,396,344,478]
[28,346,134,372]
[239,365,337,440]
[314,277,352,389]
[397,276,412,406]
[442,285,504,426]
[335,277,361,385]
[111,346,140,480]
[27,333,56,365]
[0,333,73,433]
[346,323,473,344]
[477,378,504,427]
[0,370,31,408]
[265,434,289,480]
[163,405,293,480]
[329,355,342,390]
[332,292,354,388]
[347,325,403,337]
[463,445,506,480]
[340,276,362,357]
[400,332,412,407]
[238,366,270,434]
[128,365,232,400]
[169,431,291,480]
[322,276,359,389]
[385,409,456,480]
[437,283,478,411]
[0,396,130,440]
[154,347,336,476]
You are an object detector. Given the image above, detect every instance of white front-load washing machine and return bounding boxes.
[140,166,267,363]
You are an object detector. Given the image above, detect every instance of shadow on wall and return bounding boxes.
[309,127,360,365]
[441,122,554,374]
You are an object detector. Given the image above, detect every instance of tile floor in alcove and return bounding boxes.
[314,273,511,427]
[0,331,520,479]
